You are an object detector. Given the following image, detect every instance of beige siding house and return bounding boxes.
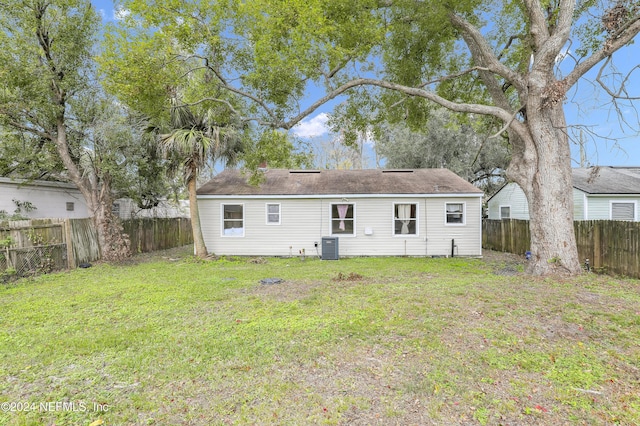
[196,169,484,257]
[487,167,640,221]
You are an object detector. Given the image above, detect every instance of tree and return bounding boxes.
[154,103,246,258]
[101,0,640,274]
[313,130,371,170]
[0,0,134,260]
[374,109,509,194]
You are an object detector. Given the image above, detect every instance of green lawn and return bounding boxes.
[1,248,639,425]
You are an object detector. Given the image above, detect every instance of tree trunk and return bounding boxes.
[188,177,208,258]
[54,119,131,262]
[90,191,131,262]
[509,78,582,275]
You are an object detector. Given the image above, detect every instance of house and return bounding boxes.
[487,166,640,221]
[1,177,188,221]
[0,177,89,219]
[196,168,484,257]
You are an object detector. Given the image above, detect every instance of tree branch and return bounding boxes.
[596,57,640,100]
[277,78,529,143]
[563,16,640,89]
[448,13,527,94]
[531,0,574,69]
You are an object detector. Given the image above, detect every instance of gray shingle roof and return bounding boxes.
[573,167,640,194]
[196,169,483,196]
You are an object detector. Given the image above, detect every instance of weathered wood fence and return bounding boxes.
[1,217,193,279]
[123,218,193,254]
[483,219,640,279]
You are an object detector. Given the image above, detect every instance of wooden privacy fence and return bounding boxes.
[1,217,193,279]
[122,217,193,254]
[483,219,640,279]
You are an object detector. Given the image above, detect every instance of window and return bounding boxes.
[611,201,636,221]
[66,202,75,212]
[266,203,281,225]
[222,204,244,236]
[500,205,511,219]
[446,203,464,225]
[394,203,417,235]
[331,203,355,235]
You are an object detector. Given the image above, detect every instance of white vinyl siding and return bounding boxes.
[426,197,482,257]
[573,188,587,220]
[487,183,530,220]
[0,179,89,219]
[199,196,482,257]
[585,196,640,221]
[488,184,636,222]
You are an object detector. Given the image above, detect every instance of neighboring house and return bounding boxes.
[1,177,188,221]
[487,166,640,221]
[0,177,89,219]
[196,169,484,257]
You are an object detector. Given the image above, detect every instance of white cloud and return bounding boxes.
[292,113,330,138]
[113,6,130,21]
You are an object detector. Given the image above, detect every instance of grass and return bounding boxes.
[1,248,639,425]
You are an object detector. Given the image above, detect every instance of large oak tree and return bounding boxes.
[102,0,640,275]
[0,0,134,260]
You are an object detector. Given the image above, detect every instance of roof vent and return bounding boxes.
[289,170,321,174]
[382,170,414,173]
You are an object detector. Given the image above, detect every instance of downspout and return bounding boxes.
[424,198,428,256]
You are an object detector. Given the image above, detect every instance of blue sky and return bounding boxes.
[94,0,639,168]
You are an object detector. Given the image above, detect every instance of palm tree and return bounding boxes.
[158,103,244,258]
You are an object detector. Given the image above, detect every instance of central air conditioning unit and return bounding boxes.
[321,237,339,260]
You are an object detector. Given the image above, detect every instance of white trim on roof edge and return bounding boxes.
[197,193,484,200]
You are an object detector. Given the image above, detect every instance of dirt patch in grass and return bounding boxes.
[333,272,365,282]
[482,249,527,275]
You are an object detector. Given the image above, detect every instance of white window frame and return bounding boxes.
[609,200,637,221]
[499,205,511,220]
[392,202,419,237]
[265,203,281,225]
[445,202,466,226]
[221,203,245,237]
[330,203,356,237]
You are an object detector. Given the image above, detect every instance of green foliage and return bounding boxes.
[74,96,173,208]
[0,0,100,127]
[242,129,313,184]
[0,199,37,221]
[0,236,14,249]
[374,109,509,193]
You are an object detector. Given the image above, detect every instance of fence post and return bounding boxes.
[64,218,75,269]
